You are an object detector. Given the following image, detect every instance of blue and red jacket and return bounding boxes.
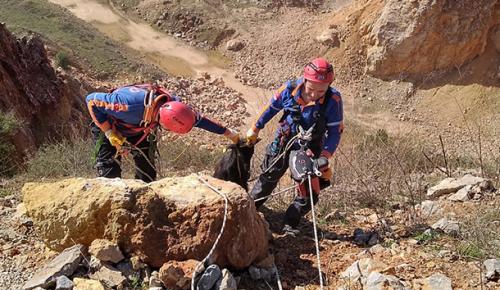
[253,78,343,156]
[86,85,227,137]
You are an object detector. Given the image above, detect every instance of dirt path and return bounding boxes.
[47,0,270,121]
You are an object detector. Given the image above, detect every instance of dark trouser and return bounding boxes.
[91,123,157,183]
[249,142,323,228]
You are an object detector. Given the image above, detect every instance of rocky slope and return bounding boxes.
[0,23,89,164]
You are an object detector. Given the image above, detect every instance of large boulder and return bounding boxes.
[22,175,269,269]
[365,0,498,77]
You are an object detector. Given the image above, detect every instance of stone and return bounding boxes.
[419,200,441,217]
[116,260,135,279]
[365,272,406,290]
[130,256,146,271]
[315,28,340,47]
[226,40,244,51]
[89,263,126,288]
[416,273,452,290]
[22,244,86,290]
[55,276,73,290]
[448,185,473,202]
[73,278,105,290]
[23,175,268,269]
[248,266,261,280]
[197,264,221,290]
[369,244,386,254]
[149,271,162,288]
[88,256,102,270]
[431,218,459,235]
[427,175,485,198]
[214,269,237,290]
[159,259,199,289]
[484,258,500,281]
[89,239,124,263]
[340,258,387,284]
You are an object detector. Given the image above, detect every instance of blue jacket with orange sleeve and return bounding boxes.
[253,78,343,156]
[86,85,227,137]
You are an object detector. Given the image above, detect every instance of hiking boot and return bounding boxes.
[282,224,300,237]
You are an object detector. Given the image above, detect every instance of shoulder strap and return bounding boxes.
[278,81,302,123]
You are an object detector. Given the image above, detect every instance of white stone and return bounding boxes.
[431,218,459,235]
[484,259,500,281]
[420,273,452,290]
[427,174,484,197]
[419,200,441,217]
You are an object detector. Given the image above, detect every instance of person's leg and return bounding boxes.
[283,180,320,229]
[91,123,121,178]
[130,135,157,183]
[249,143,289,209]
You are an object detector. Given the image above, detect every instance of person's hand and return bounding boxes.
[245,126,260,146]
[224,128,240,144]
[316,156,332,180]
[105,130,126,148]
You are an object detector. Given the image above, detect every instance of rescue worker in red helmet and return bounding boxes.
[86,83,239,183]
[245,58,343,234]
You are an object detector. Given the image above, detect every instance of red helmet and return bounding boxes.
[303,58,334,83]
[159,101,196,134]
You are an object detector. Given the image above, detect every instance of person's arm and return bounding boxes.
[252,84,287,131]
[86,92,114,132]
[194,113,239,143]
[322,93,344,158]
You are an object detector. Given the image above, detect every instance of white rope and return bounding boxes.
[308,175,324,289]
[253,184,298,202]
[274,264,284,290]
[260,134,299,175]
[191,175,229,290]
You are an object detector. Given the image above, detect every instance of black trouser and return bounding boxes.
[91,123,156,183]
[249,141,322,228]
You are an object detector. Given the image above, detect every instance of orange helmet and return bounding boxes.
[159,101,196,134]
[303,58,334,83]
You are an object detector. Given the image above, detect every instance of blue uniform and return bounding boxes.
[86,85,227,137]
[253,78,343,155]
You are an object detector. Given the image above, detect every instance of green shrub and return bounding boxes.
[0,111,21,175]
[55,51,70,69]
[26,136,95,179]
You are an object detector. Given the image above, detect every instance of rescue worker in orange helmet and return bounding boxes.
[245,58,343,234]
[86,83,239,182]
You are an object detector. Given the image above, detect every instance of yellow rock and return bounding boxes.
[73,278,105,290]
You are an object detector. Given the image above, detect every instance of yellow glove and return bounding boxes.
[105,130,126,148]
[224,128,240,144]
[245,126,260,146]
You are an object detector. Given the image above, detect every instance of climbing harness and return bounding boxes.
[191,175,229,290]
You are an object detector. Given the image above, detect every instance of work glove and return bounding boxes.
[105,130,126,148]
[316,156,332,180]
[223,128,240,144]
[245,126,260,146]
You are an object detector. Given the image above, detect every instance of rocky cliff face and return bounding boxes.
[0,23,86,161]
[365,0,499,78]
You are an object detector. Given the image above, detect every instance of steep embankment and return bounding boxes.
[0,24,87,166]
